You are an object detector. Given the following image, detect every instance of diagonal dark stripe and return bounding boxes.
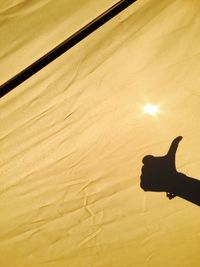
[0,0,137,98]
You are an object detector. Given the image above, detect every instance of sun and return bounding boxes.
[143,104,159,116]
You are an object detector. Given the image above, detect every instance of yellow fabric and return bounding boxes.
[0,0,117,83]
[0,0,200,266]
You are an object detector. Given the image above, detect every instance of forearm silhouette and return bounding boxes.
[140,136,200,206]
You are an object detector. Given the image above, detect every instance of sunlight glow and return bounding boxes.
[143,104,159,116]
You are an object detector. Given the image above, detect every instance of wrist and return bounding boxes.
[166,172,188,199]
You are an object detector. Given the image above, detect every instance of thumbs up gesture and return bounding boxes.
[140,136,183,193]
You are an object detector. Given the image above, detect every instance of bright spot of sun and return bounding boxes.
[143,104,159,116]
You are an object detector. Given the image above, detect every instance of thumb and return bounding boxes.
[166,136,183,168]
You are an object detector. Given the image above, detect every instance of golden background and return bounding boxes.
[0,0,200,266]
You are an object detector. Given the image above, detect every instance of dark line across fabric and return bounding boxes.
[0,0,137,98]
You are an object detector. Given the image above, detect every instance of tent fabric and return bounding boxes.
[0,0,117,84]
[0,0,200,266]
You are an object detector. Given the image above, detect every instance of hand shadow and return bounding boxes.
[140,136,200,207]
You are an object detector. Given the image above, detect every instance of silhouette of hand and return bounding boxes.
[140,136,183,194]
